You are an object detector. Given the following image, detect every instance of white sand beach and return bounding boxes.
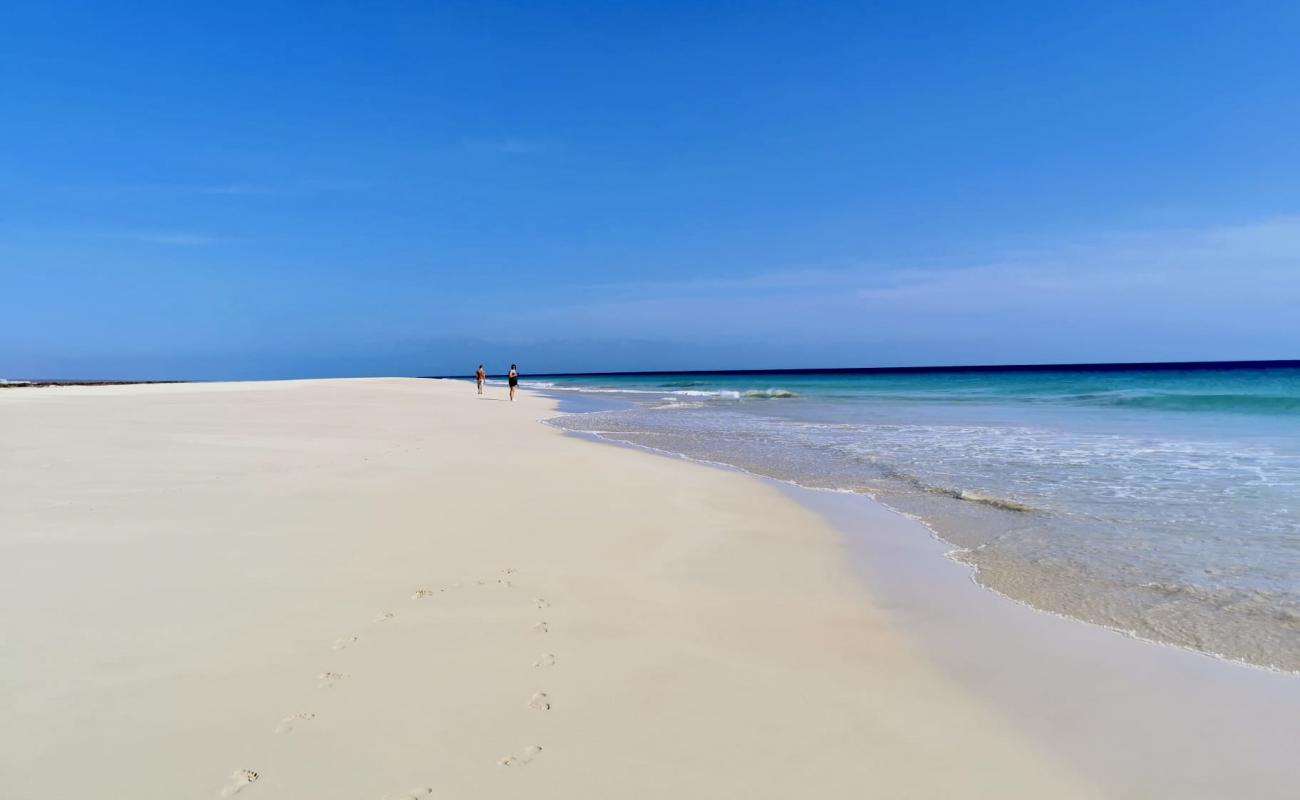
[1,378,1294,798]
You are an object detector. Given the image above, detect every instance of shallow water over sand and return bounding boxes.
[538,366,1300,671]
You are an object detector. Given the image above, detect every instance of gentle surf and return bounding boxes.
[537,363,1300,672]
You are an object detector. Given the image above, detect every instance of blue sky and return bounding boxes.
[3,1,1299,379]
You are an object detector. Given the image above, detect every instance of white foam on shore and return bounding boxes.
[541,404,1300,677]
[522,382,799,401]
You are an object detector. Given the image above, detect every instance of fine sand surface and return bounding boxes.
[0,377,1106,799]
[798,486,1300,799]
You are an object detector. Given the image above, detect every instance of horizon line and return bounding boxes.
[433,358,1300,379]
[9,358,1298,384]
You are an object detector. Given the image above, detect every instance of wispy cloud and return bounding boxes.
[571,267,874,298]
[489,215,1300,362]
[463,138,556,155]
[850,215,1300,313]
[58,182,277,197]
[58,179,368,197]
[128,232,222,246]
[568,216,1300,307]
[189,183,280,196]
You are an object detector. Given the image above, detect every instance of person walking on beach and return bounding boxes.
[475,364,485,395]
[507,364,519,402]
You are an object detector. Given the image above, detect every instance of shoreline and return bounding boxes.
[543,385,1300,797]
[533,375,1300,674]
[548,407,1299,677]
[551,413,1300,676]
[3,378,1295,798]
[790,484,1300,798]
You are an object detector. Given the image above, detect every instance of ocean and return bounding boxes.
[523,363,1300,672]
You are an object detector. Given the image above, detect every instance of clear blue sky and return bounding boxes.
[3,1,1299,379]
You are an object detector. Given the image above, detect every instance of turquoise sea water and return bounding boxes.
[531,365,1300,671]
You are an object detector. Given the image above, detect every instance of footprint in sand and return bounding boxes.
[411,589,436,600]
[532,653,557,668]
[498,578,515,588]
[318,671,345,688]
[529,692,551,711]
[374,612,395,623]
[219,769,259,797]
[381,789,433,799]
[533,598,549,609]
[498,745,544,767]
[531,621,548,634]
[332,635,358,651]
[274,712,316,734]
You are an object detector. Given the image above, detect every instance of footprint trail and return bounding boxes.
[498,745,544,767]
[318,671,345,689]
[219,769,259,797]
[274,712,316,734]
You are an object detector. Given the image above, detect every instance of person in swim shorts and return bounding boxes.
[475,364,485,395]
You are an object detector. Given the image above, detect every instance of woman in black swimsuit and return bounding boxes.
[507,364,518,402]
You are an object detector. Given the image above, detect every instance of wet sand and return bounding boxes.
[795,486,1300,799]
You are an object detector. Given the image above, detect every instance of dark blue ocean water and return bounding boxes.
[532,365,1300,671]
